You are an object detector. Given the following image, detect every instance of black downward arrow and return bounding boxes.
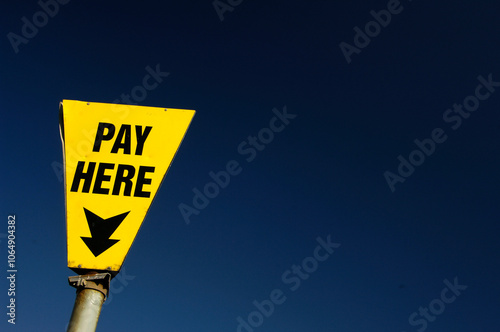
[81,208,130,257]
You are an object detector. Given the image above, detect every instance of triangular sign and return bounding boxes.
[60,100,195,274]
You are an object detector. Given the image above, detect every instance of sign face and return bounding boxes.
[60,100,195,273]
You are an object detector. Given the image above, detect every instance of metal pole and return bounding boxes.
[67,273,111,332]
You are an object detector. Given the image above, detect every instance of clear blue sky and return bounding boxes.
[1,0,500,331]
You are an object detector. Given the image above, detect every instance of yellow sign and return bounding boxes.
[60,100,195,273]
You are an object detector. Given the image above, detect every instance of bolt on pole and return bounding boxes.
[67,273,111,332]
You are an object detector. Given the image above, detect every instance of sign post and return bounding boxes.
[60,100,195,331]
[67,273,111,332]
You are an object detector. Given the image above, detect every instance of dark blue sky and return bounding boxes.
[1,0,500,331]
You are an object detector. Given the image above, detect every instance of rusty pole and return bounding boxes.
[67,273,111,332]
